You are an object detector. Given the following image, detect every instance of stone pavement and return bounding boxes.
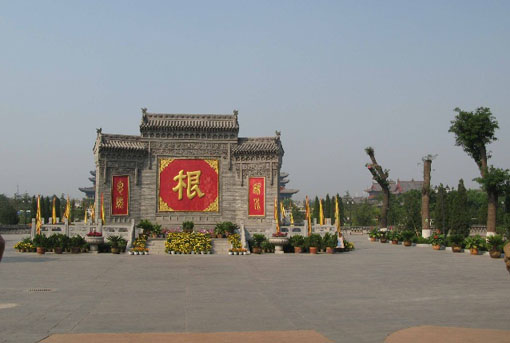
[1,234,509,343]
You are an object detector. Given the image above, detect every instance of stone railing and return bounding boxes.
[31,219,138,247]
[0,224,31,234]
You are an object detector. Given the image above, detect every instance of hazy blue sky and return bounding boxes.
[1,1,509,199]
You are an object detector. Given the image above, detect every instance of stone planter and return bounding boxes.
[489,250,501,258]
[268,237,289,254]
[85,236,104,253]
[309,247,318,254]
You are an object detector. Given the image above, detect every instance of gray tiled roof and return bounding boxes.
[98,134,147,151]
[140,113,239,131]
[233,137,281,155]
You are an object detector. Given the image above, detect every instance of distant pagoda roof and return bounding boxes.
[140,110,239,133]
[280,188,299,195]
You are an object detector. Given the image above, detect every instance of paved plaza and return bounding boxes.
[1,234,509,343]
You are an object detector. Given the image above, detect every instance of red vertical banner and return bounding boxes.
[112,175,129,216]
[248,177,265,216]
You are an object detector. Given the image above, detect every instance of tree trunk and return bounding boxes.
[381,188,389,228]
[487,190,497,235]
[421,159,431,234]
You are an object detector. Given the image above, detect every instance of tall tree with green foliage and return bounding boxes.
[401,190,422,234]
[312,196,320,222]
[434,184,449,234]
[365,147,390,228]
[0,195,19,225]
[30,196,37,219]
[324,194,331,221]
[353,201,377,226]
[53,195,61,219]
[448,179,471,237]
[449,107,510,235]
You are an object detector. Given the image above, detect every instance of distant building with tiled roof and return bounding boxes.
[79,170,96,199]
[279,172,299,200]
[365,179,423,199]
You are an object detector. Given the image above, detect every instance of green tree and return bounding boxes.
[312,196,320,222]
[30,196,37,219]
[466,190,487,225]
[449,179,471,237]
[401,190,422,234]
[388,194,404,227]
[0,195,19,225]
[449,107,510,234]
[365,147,390,228]
[324,194,331,221]
[434,184,450,234]
[53,195,61,219]
[353,201,377,226]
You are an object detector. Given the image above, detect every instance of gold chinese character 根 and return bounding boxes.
[117,181,124,195]
[252,182,262,195]
[253,198,261,211]
[172,170,206,200]
[116,197,124,209]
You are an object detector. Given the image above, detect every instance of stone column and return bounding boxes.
[31,218,36,239]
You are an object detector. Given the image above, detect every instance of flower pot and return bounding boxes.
[326,247,335,254]
[54,247,64,254]
[470,248,479,255]
[228,252,233,255]
[111,247,120,254]
[452,245,462,253]
[403,241,412,247]
[252,247,262,254]
[294,246,302,254]
[391,240,399,245]
[489,250,501,258]
[309,247,318,254]
[432,245,441,250]
[71,247,81,254]
[370,237,377,242]
[380,238,388,243]
[36,247,46,254]
[129,251,134,255]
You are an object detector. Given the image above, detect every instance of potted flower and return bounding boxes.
[289,234,305,254]
[400,230,414,247]
[53,234,69,254]
[250,233,266,254]
[33,234,48,254]
[486,235,505,258]
[107,235,123,254]
[379,230,388,243]
[70,235,86,253]
[182,221,194,233]
[388,231,401,245]
[307,234,322,254]
[369,228,379,242]
[464,235,485,255]
[448,234,464,253]
[261,240,274,253]
[325,233,338,254]
[429,233,445,250]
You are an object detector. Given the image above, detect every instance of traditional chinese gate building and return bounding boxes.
[93,109,283,232]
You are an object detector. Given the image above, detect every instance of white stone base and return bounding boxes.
[274,250,285,255]
[421,229,432,238]
[486,231,497,238]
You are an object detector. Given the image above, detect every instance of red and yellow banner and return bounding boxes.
[248,177,265,216]
[112,175,129,216]
[159,158,219,212]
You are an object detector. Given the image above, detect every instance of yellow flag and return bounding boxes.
[335,197,341,234]
[90,204,95,223]
[319,198,324,225]
[290,211,294,226]
[100,193,105,225]
[280,202,286,221]
[52,197,56,224]
[305,196,312,236]
[274,197,280,233]
[36,195,42,234]
[84,206,88,224]
[63,195,71,221]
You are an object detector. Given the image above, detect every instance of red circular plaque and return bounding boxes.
[159,159,218,211]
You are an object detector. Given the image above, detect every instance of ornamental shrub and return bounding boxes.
[182,221,194,233]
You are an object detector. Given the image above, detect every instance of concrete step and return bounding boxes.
[211,238,230,255]
[146,239,167,255]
